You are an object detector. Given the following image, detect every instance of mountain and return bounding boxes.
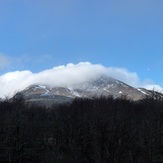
[17,75,153,107]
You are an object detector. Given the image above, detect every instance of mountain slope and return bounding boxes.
[17,75,152,106]
[73,75,144,100]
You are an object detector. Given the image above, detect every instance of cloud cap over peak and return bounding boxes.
[0,62,162,98]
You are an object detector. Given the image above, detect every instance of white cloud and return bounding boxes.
[0,53,10,69]
[106,67,140,87]
[0,62,162,98]
[143,84,163,92]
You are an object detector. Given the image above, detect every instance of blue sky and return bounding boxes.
[0,0,163,95]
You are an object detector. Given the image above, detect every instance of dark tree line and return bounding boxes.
[0,93,163,163]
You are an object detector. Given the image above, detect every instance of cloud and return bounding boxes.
[143,84,163,92]
[0,53,10,69]
[106,67,140,87]
[0,62,162,98]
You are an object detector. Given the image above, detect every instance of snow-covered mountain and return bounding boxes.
[17,75,153,106]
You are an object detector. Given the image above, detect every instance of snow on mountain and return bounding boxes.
[137,88,148,95]
[18,75,151,107]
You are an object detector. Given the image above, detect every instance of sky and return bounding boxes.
[0,0,163,97]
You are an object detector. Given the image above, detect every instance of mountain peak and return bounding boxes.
[18,75,149,106]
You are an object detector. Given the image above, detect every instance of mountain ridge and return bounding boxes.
[14,75,155,107]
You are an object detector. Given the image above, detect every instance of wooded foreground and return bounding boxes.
[0,93,163,163]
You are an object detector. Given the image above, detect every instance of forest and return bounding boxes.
[0,93,162,163]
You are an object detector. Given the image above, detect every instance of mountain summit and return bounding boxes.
[18,75,150,106]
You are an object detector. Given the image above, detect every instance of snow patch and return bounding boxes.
[137,88,147,95]
[68,87,81,97]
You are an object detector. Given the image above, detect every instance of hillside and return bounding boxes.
[16,75,155,106]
